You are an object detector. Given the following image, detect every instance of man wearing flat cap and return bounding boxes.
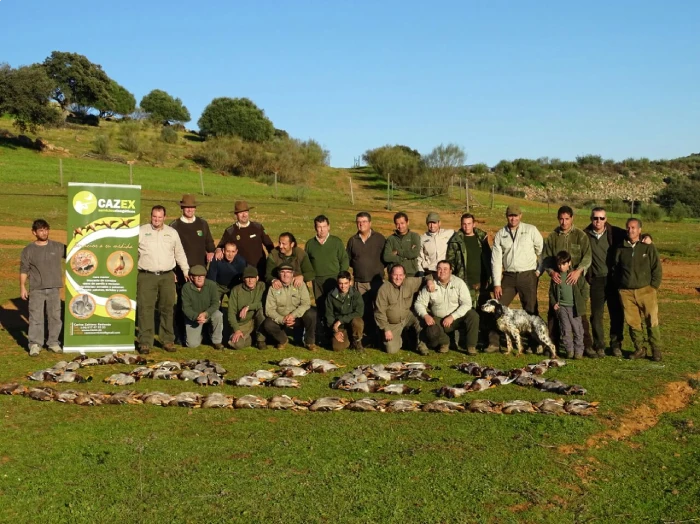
[490,204,544,351]
[170,194,216,344]
[417,212,454,276]
[262,262,318,351]
[180,265,224,350]
[228,266,267,350]
[216,200,274,278]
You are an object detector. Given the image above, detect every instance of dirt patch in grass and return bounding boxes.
[0,225,67,243]
[560,373,700,455]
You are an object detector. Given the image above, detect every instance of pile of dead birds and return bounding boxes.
[229,358,342,388]
[0,383,598,415]
[28,357,229,387]
[436,359,587,398]
[330,361,439,394]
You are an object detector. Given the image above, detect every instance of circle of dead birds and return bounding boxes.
[10,353,598,415]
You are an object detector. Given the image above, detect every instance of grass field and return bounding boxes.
[0,130,699,523]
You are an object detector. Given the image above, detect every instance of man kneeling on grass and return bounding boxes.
[415,260,479,355]
[228,266,267,350]
[261,263,318,351]
[325,271,364,351]
[181,265,224,349]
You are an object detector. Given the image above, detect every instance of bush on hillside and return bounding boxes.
[656,176,700,217]
[160,126,178,144]
[639,204,664,223]
[669,202,692,222]
[92,134,110,156]
[119,122,142,154]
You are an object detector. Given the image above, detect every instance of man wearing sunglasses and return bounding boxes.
[583,207,627,356]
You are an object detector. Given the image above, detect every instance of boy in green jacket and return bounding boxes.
[325,271,364,351]
[549,251,589,359]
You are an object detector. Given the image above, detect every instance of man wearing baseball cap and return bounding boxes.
[490,204,544,351]
[417,211,454,276]
[215,200,274,278]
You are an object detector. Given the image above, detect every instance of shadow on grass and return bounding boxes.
[0,298,66,352]
[0,297,30,349]
[350,167,389,192]
[183,133,204,143]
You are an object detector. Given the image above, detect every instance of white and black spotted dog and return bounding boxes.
[481,299,556,357]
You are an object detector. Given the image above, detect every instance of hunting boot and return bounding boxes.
[610,343,623,358]
[649,326,662,362]
[628,329,647,360]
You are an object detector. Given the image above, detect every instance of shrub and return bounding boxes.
[119,122,142,154]
[160,126,178,144]
[669,202,692,222]
[92,134,110,156]
[639,204,664,223]
[150,139,169,165]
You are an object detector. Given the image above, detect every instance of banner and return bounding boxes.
[64,183,141,353]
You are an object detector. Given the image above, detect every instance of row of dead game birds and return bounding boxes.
[26,353,587,397]
[0,383,598,415]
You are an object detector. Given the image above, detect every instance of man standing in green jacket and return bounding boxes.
[305,215,349,340]
[383,212,422,276]
[539,206,594,356]
[325,271,364,351]
[614,218,663,361]
[181,265,224,349]
[446,213,497,350]
[228,266,267,350]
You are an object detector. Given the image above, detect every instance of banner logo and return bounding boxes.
[73,191,97,215]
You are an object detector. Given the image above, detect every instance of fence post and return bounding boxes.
[274,172,278,199]
[349,177,354,205]
[387,175,391,210]
[491,185,495,210]
[199,167,205,195]
[129,163,133,185]
[630,199,634,216]
[59,159,63,187]
[465,178,470,212]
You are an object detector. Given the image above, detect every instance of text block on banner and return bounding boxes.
[64,183,141,353]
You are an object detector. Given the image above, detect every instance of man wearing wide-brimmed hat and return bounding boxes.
[170,194,216,344]
[216,200,274,278]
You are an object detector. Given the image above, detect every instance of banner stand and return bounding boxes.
[64,183,141,353]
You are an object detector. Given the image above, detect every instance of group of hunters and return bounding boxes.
[20,194,663,362]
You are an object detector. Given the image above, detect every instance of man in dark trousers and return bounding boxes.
[215,200,274,278]
[346,212,385,344]
[170,194,215,345]
[583,207,627,357]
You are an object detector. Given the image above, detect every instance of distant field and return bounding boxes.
[0,132,699,522]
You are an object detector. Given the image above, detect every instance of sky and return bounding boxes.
[1,0,698,167]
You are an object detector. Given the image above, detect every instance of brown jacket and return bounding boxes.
[374,277,423,330]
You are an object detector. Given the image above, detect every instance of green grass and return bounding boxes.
[1,127,700,522]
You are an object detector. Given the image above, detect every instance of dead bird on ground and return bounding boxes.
[107,390,143,405]
[385,399,422,413]
[104,373,136,386]
[28,387,55,401]
[56,372,91,384]
[152,361,181,371]
[422,400,465,413]
[309,397,349,412]
[141,391,175,406]
[169,392,202,408]
[468,399,501,414]
[502,400,536,414]
[279,366,308,377]
[535,398,567,415]
[564,399,599,416]
[278,357,306,367]
[232,375,264,387]
[378,384,421,395]
[234,395,269,409]
[79,358,100,367]
[251,369,278,381]
[55,389,81,403]
[436,386,469,399]
[195,373,224,386]
[397,369,437,382]
[202,393,234,409]
[0,383,28,395]
[131,367,154,379]
[345,398,385,412]
[305,359,341,373]
[466,378,493,392]
[453,362,481,374]
[269,377,301,388]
